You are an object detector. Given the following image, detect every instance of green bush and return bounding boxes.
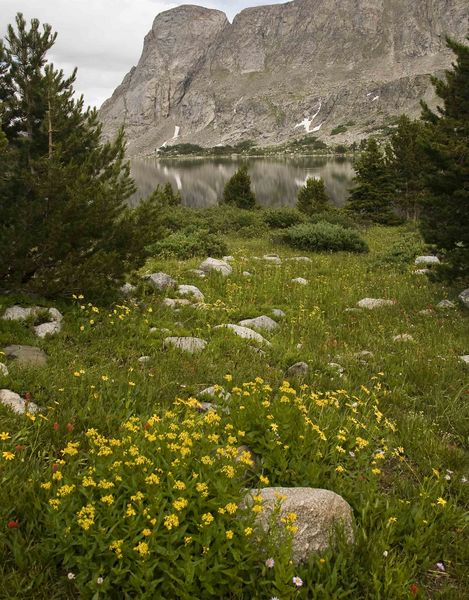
[147,230,228,260]
[263,208,306,229]
[308,210,358,230]
[277,222,368,253]
[297,178,330,215]
[373,231,425,269]
[222,165,257,209]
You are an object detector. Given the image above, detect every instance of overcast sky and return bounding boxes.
[1,0,287,109]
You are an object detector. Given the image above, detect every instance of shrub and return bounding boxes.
[373,231,426,269]
[263,208,306,229]
[147,230,228,260]
[297,178,330,215]
[277,222,368,253]
[308,210,358,230]
[222,165,257,209]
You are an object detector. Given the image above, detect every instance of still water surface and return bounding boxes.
[130,156,354,208]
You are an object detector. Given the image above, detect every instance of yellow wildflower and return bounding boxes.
[0,432,10,441]
[164,514,179,530]
[226,530,234,540]
[134,541,149,556]
[2,451,14,460]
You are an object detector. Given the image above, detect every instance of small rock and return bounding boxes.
[163,298,192,309]
[243,271,252,277]
[288,256,312,263]
[0,363,9,377]
[188,269,206,278]
[223,255,235,262]
[437,300,456,309]
[460,355,469,365]
[34,320,62,338]
[272,309,286,318]
[263,254,282,265]
[138,356,151,364]
[459,289,469,309]
[419,309,434,316]
[164,337,207,354]
[354,351,374,361]
[214,324,271,346]
[345,308,362,313]
[414,269,430,275]
[197,401,216,413]
[199,386,232,401]
[286,362,309,378]
[0,389,40,414]
[3,345,47,367]
[147,272,177,291]
[357,298,395,310]
[393,334,415,343]
[177,284,204,303]
[415,255,440,265]
[2,305,35,321]
[238,315,278,332]
[246,487,354,564]
[121,283,137,295]
[199,258,232,276]
[291,277,308,285]
[328,362,345,375]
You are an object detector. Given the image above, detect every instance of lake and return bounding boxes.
[130,156,355,209]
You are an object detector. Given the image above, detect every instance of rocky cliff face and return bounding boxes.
[99,1,469,156]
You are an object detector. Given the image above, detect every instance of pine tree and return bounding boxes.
[346,138,397,224]
[385,115,429,220]
[419,36,469,283]
[297,177,330,215]
[222,165,256,209]
[0,13,149,299]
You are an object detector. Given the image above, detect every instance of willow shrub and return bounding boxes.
[276,222,368,253]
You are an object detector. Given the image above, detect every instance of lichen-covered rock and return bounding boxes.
[214,324,271,346]
[0,389,40,414]
[164,337,207,353]
[286,362,309,378]
[238,315,278,332]
[2,305,63,322]
[247,487,354,563]
[177,284,205,303]
[263,254,282,265]
[199,258,232,276]
[147,272,177,291]
[163,298,192,308]
[357,298,395,309]
[34,320,62,338]
[272,309,286,318]
[3,345,47,367]
[415,255,440,265]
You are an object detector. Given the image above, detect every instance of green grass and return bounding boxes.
[0,225,468,598]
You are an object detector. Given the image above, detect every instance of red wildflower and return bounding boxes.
[409,583,419,595]
[7,520,19,529]
[53,422,60,431]
[15,445,25,452]
[52,463,59,472]
[66,423,74,433]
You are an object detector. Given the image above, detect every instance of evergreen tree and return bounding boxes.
[297,177,330,215]
[222,165,256,209]
[346,138,397,224]
[385,115,428,220]
[0,14,150,299]
[419,36,469,283]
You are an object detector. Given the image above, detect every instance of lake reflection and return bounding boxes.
[130,156,355,208]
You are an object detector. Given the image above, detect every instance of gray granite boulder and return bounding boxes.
[214,324,271,346]
[238,315,278,332]
[291,277,308,285]
[121,283,137,295]
[0,389,40,414]
[393,334,415,342]
[164,337,207,353]
[147,272,177,291]
[177,284,204,303]
[286,362,309,378]
[460,355,469,365]
[3,345,47,367]
[34,320,62,338]
[163,298,192,308]
[263,254,282,265]
[272,309,286,318]
[459,289,469,309]
[357,298,395,309]
[437,300,456,309]
[199,258,232,276]
[415,255,440,265]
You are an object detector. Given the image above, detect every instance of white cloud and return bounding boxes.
[1,0,286,108]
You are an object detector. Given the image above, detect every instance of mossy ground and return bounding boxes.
[0,225,468,599]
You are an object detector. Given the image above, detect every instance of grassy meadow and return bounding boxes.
[0,223,468,599]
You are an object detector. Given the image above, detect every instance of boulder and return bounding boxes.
[121,283,137,295]
[34,320,62,338]
[354,350,374,362]
[437,300,456,309]
[199,258,232,276]
[2,305,63,322]
[0,389,40,415]
[0,363,9,377]
[177,284,204,303]
[147,272,177,291]
[164,337,207,353]
[286,362,309,378]
[238,315,278,332]
[214,324,271,346]
[272,309,286,318]
[263,254,282,265]
[393,334,415,343]
[3,345,47,367]
[291,277,308,285]
[357,298,395,309]
[415,255,440,265]
[47,308,64,322]
[328,362,345,375]
[247,487,354,563]
[459,289,469,309]
[163,298,192,308]
[138,356,151,364]
[460,355,469,365]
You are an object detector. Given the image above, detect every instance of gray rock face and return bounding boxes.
[459,289,469,309]
[238,315,278,332]
[99,1,469,156]
[0,389,40,414]
[3,345,47,367]
[164,336,207,353]
[199,258,232,276]
[147,272,177,291]
[247,487,354,563]
[214,324,271,346]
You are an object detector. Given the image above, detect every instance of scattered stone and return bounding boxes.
[163,298,192,309]
[345,308,362,314]
[138,356,151,364]
[272,309,286,318]
[121,282,137,295]
[414,269,430,275]
[177,284,204,303]
[0,389,40,415]
[263,254,282,265]
[48,308,64,322]
[188,269,206,278]
[223,255,235,262]
[0,363,9,377]
[243,271,252,277]
[286,362,309,378]
[419,309,434,316]
[199,386,232,401]
[288,256,312,263]
[34,320,62,338]
[393,334,415,343]
[437,300,456,309]
[199,257,232,276]
[3,345,47,367]
[354,351,374,361]
[460,355,469,365]
[197,401,216,413]
[2,305,63,322]
[238,315,278,332]
[357,298,395,310]
[247,487,354,563]
[291,277,308,285]
[415,255,440,265]
[150,327,171,334]
[459,289,469,309]
[164,337,207,354]
[146,272,177,291]
[328,362,345,375]
[214,324,271,346]
[296,343,303,350]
